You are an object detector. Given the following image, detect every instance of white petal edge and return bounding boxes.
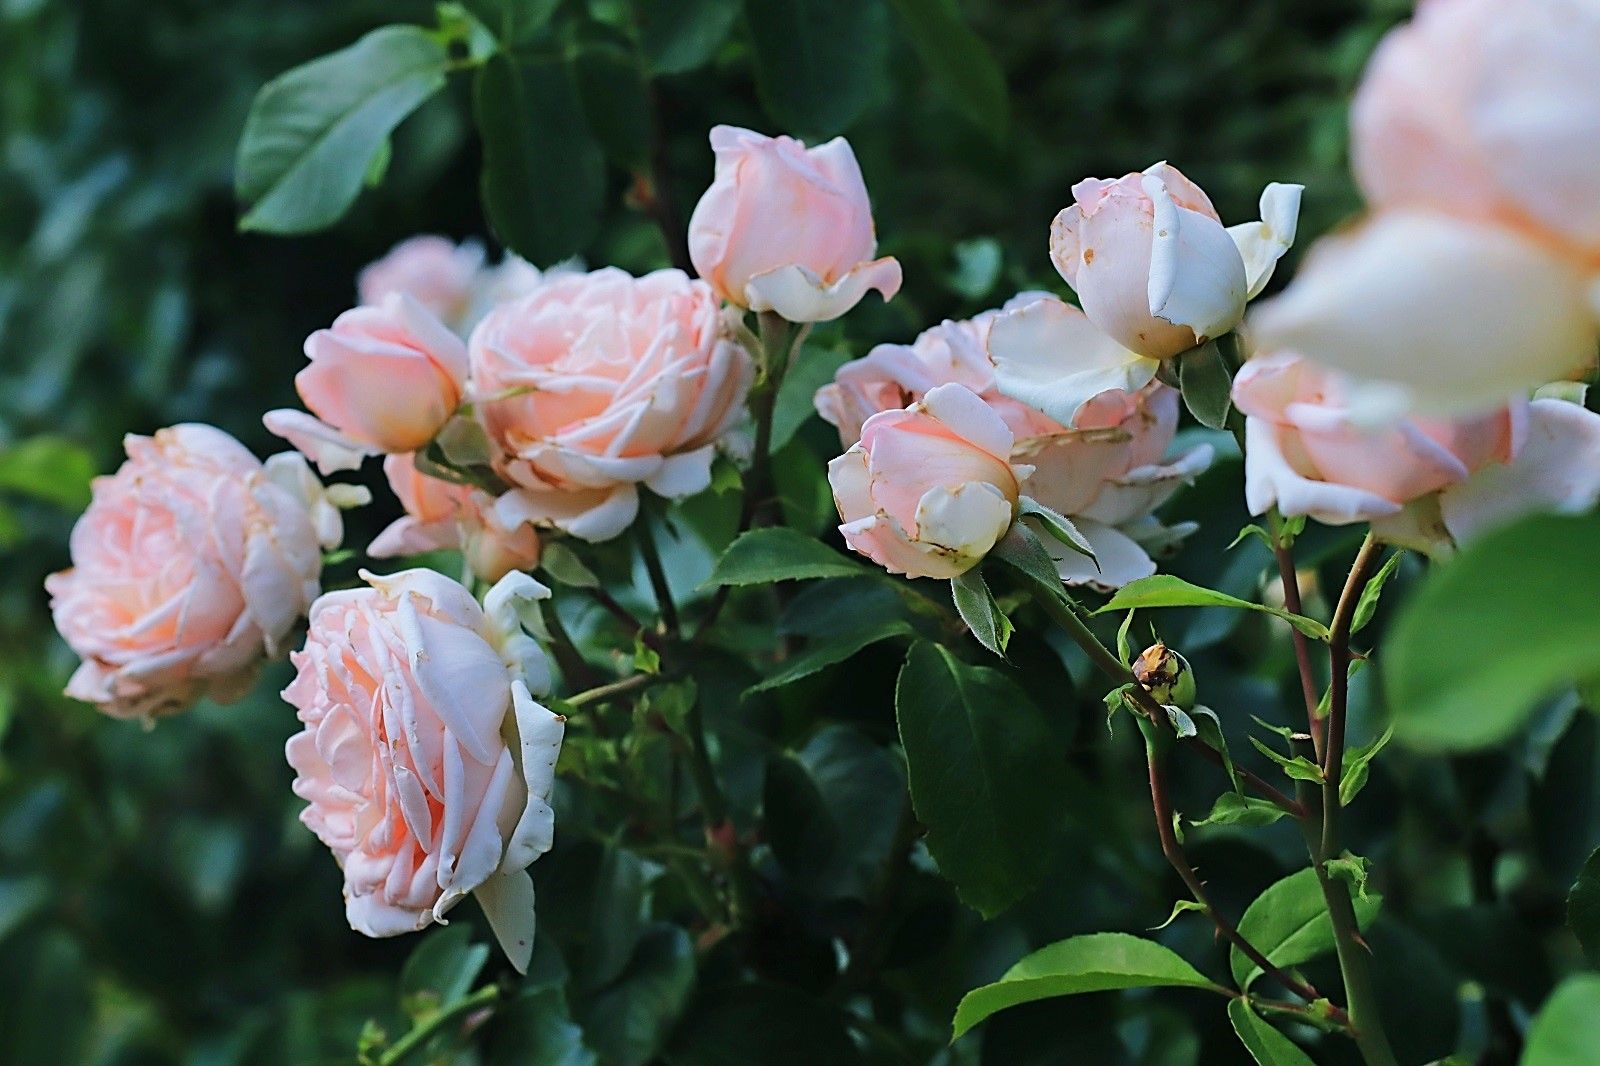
[1227,182,1304,299]
[987,295,1159,428]
[1143,173,1248,345]
[742,257,902,323]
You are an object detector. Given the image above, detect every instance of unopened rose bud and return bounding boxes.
[1134,642,1196,711]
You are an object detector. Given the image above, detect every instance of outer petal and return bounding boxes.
[1243,416,1402,524]
[1144,173,1249,346]
[643,446,716,499]
[473,870,536,975]
[263,409,375,474]
[1078,444,1214,527]
[988,295,1159,428]
[1227,183,1304,299]
[494,484,640,543]
[912,482,1013,572]
[839,513,955,579]
[743,257,902,323]
[1040,516,1157,591]
[920,382,1014,461]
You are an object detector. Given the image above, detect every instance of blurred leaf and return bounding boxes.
[744,0,890,137]
[236,26,450,233]
[0,878,50,944]
[581,847,655,990]
[475,53,606,264]
[0,930,90,1066]
[704,527,862,586]
[635,0,740,76]
[666,983,861,1064]
[1567,848,1600,967]
[1230,867,1381,989]
[573,39,651,170]
[896,641,1066,916]
[1387,513,1600,751]
[401,926,490,1016]
[488,988,595,1066]
[578,924,695,1066]
[1227,998,1315,1066]
[541,541,602,589]
[467,0,562,43]
[1522,975,1600,1066]
[744,617,913,695]
[951,933,1218,1040]
[0,436,95,510]
[886,0,1008,136]
[771,341,854,452]
[1099,575,1329,640]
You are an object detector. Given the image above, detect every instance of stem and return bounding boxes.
[683,692,758,923]
[583,584,644,633]
[541,599,600,689]
[1269,512,1324,756]
[637,521,681,638]
[566,671,661,709]
[379,984,500,1065]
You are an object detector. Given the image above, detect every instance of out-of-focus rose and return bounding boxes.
[1234,350,1524,525]
[46,425,358,721]
[358,236,485,325]
[688,125,901,322]
[828,383,1025,580]
[471,267,753,543]
[819,294,1210,588]
[1048,162,1301,360]
[1248,211,1600,418]
[284,568,563,972]
[370,454,541,582]
[1351,0,1600,263]
[266,294,469,473]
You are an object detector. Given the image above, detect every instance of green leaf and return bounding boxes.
[635,0,740,75]
[703,527,863,586]
[896,642,1067,917]
[487,988,595,1066]
[1187,706,1238,791]
[1193,792,1287,830]
[885,0,1008,136]
[1387,513,1600,751]
[572,38,650,170]
[991,522,1069,601]
[1230,867,1382,989]
[540,542,602,589]
[1247,737,1323,783]
[1325,852,1371,901]
[474,53,605,264]
[1018,497,1095,558]
[1227,998,1316,1066]
[0,435,95,510]
[1350,549,1402,634]
[466,0,562,44]
[1151,898,1207,931]
[1523,974,1600,1066]
[1566,848,1600,967]
[1339,725,1393,806]
[744,0,890,137]
[950,568,1011,656]
[578,925,695,1066]
[951,933,1219,1040]
[1177,339,1234,430]
[236,26,449,233]
[399,926,490,1018]
[1099,575,1329,640]
[580,847,655,991]
[745,618,914,695]
[771,342,854,453]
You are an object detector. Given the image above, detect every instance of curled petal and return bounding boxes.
[743,257,903,323]
[1228,182,1304,299]
[263,409,375,474]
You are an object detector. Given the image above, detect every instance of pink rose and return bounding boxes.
[46,425,352,721]
[284,568,563,972]
[358,236,485,326]
[471,267,754,543]
[370,454,541,583]
[1351,0,1600,261]
[1233,351,1524,525]
[828,383,1025,580]
[266,294,469,473]
[688,125,902,322]
[1049,163,1301,361]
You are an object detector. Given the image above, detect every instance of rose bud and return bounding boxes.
[1049,162,1301,360]
[688,125,902,322]
[358,235,485,327]
[265,294,468,474]
[46,425,357,721]
[283,569,563,973]
[1133,642,1196,711]
[1352,0,1600,262]
[369,454,541,583]
[828,383,1027,580]
[471,267,754,543]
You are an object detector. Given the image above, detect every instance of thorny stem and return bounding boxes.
[1268,511,1325,756]
[636,521,681,638]
[378,984,500,1065]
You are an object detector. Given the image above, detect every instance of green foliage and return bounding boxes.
[1228,997,1317,1066]
[886,0,1009,136]
[1231,868,1381,990]
[704,527,863,585]
[1567,848,1600,967]
[1099,574,1330,640]
[1521,975,1600,1066]
[743,0,891,138]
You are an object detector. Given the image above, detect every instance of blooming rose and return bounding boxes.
[818,294,1210,588]
[1351,0,1600,262]
[1048,162,1301,362]
[47,424,359,721]
[370,454,541,583]
[359,236,486,326]
[266,294,469,473]
[828,383,1026,580]
[688,125,902,322]
[471,267,753,542]
[284,568,563,972]
[1248,211,1599,418]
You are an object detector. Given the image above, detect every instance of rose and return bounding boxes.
[1048,162,1301,361]
[471,267,754,543]
[283,568,563,972]
[370,454,541,582]
[265,294,469,473]
[688,125,902,322]
[1247,211,1599,418]
[358,236,486,326]
[46,424,357,721]
[817,294,1210,588]
[828,383,1026,580]
[1351,0,1600,262]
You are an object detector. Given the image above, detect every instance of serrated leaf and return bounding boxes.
[1187,706,1238,791]
[1098,575,1329,641]
[1018,496,1095,558]
[1230,868,1381,990]
[745,619,914,696]
[951,568,1010,657]
[1247,737,1324,783]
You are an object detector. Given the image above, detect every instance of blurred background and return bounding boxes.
[17,1,1581,1064]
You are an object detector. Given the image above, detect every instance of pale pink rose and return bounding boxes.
[46,425,351,721]
[1233,351,1525,525]
[1351,0,1600,262]
[284,569,563,972]
[266,294,468,474]
[370,454,541,583]
[828,383,1025,580]
[358,236,485,325]
[1049,163,1301,361]
[471,267,754,543]
[688,125,902,322]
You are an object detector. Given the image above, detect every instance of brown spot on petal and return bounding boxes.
[1082,248,1095,264]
